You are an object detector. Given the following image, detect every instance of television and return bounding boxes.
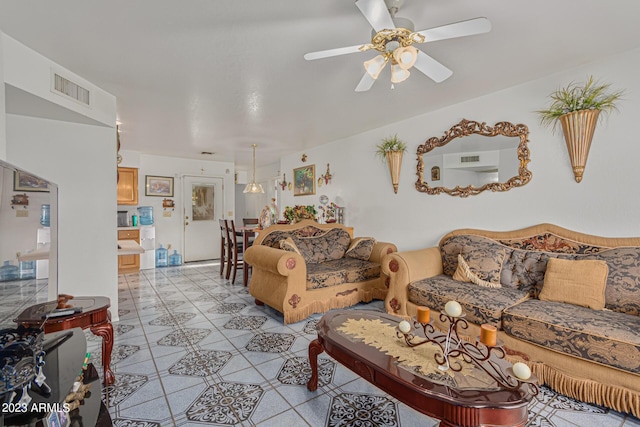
[0,159,58,328]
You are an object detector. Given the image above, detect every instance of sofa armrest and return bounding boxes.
[245,245,305,277]
[368,241,398,264]
[381,247,443,317]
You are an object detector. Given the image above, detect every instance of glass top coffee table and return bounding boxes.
[307,310,537,427]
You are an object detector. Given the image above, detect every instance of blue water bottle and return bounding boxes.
[156,244,168,267]
[169,250,182,266]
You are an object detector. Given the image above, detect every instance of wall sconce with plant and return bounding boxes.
[376,134,407,193]
[537,76,624,183]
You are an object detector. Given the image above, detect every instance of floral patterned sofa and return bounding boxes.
[244,220,397,324]
[381,223,640,417]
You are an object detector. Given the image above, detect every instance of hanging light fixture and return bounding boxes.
[243,144,265,194]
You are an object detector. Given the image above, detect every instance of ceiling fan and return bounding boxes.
[304,0,491,92]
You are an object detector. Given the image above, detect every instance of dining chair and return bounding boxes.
[243,218,259,227]
[218,219,229,278]
[225,219,246,284]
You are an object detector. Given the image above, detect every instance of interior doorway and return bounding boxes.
[182,175,224,262]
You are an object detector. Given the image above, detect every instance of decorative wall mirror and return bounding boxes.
[416,119,531,197]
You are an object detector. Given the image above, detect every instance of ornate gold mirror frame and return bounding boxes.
[416,119,532,197]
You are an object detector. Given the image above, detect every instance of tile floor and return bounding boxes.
[2,263,640,427]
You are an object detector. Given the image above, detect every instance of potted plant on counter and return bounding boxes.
[537,76,624,183]
[376,134,407,194]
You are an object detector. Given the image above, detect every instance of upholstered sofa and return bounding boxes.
[381,223,640,417]
[244,220,397,324]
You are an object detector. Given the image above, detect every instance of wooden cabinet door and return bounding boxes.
[117,167,138,205]
[118,229,140,273]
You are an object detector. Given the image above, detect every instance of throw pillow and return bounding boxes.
[279,237,302,256]
[453,254,502,288]
[345,237,376,261]
[539,258,608,310]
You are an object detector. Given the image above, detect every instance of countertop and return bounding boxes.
[117,239,145,255]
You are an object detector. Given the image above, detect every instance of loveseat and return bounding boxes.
[244,220,397,324]
[381,223,640,417]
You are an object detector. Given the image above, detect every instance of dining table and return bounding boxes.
[235,226,258,286]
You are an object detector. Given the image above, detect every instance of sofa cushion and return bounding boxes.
[407,275,529,328]
[279,237,302,256]
[306,258,381,290]
[291,228,352,264]
[582,247,640,316]
[453,254,502,288]
[345,237,376,261]
[538,258,608,310]
[502,299,640,374]
[440,235,508,284]
[500,249,576,296]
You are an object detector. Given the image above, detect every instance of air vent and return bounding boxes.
[52,73,90,106]
[460,155,480,163]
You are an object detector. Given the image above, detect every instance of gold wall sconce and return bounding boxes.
[320,163,332,185]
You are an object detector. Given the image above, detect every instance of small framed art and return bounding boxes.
[293,165,315,196]
[145,175,174,197]
[14,171,50,192]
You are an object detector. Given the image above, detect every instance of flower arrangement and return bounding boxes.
[283,205,317,223]
[375,134,407,160]
[537,75,624,133]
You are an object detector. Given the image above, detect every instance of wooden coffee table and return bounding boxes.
[307,310,535,427]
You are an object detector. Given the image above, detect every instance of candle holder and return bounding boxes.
[396,309,539,395]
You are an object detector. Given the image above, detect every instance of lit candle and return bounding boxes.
[416,306,430,324]
[444,300,462,317]
[480,324,497,347]
[512,362,532,380]
[398,320,412,334]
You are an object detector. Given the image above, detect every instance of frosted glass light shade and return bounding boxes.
[393,46,418,70]
[364,54,388,79]
[243,182,264,194]
[391,63,410,83]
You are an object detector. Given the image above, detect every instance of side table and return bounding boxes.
[14,296,115,386]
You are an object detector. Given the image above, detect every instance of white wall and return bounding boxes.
[0,33,6,159]
[280,48,640,250]
[118,150,235,255]
[7,114,119,316]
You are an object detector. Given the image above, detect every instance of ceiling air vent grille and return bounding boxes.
[460,155,480,163]
[53,73,90,106]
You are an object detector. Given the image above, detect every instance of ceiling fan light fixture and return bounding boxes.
[393,45,418,70]
[364,54,389,79]
[243,144,265,194]
[391,63,410,83]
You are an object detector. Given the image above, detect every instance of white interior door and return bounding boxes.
[183,176,224,262]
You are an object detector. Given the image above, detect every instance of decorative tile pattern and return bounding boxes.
[142,300,185,311]
[114,420,160,427]
[246,332,295,353]
[92,344,140,366]
[198,293,231,302]
[103,373,148,407]
[168,350,232,376]
[303,319,319,335]
[207,303,246,314]
[223,316,267,330]
[328,393,399,427]
[186,383,263,424]
[157,328,211,346]
[116,324,135,335]
[148,312,196,326]
[277,356,334,387]
[118,308,131,317]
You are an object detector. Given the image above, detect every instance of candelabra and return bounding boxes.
[396,303,539,395]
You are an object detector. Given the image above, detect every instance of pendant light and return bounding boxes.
[243,144,264,194]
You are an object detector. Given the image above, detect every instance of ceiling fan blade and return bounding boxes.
[355,0,395,32]
[416,17,491,43]
[413,50,453,83]
[304,44,367,61]
[355,73,376,92]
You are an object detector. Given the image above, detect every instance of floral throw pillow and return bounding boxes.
[279,237,302,256]
[453,254,502,288]
[345,237,376,261]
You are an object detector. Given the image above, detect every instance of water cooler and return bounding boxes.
[139,225,156,270]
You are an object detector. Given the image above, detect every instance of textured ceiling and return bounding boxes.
[1,0,639,169]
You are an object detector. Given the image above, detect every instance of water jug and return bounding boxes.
[169,250,182,266]
[138,206,154,225]
[156,244,168,267]
[40,204,50,227]
[0,261,19,282]
[19,256,36,280]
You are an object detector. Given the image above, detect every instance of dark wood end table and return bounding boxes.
[14,296,115,386]
[308,310,535,427]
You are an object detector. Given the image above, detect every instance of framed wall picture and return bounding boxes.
[293,164,316,196]
[13,171,50,192]
[145,175,174,197]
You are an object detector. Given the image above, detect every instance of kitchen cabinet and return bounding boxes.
[117,167,138,205]
[118,228,140,273]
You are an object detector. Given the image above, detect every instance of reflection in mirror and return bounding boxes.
[0,159,58,327]
[416,119,532,197]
